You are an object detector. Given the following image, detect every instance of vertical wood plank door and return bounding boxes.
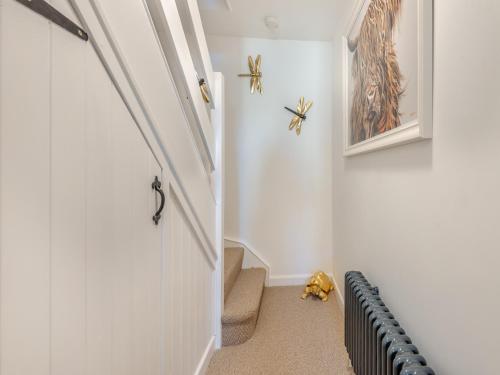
[0,1,164,374]
[0,1,52,374]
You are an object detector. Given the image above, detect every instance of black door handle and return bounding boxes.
[152,176,165,225]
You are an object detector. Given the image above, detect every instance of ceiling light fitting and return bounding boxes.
[264,16,279,31]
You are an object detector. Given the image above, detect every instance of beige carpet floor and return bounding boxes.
[207,286,355,375]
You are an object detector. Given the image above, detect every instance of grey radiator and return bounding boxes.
[345,271,435,375]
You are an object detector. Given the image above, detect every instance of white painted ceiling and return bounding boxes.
[197,0,339,41]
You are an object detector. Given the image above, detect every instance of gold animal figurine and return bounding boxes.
[301,271,334,302]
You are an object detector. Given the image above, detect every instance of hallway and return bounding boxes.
[1,0,499,373]
[208,286,353,375]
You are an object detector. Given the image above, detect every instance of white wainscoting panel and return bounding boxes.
[0,2,51,373]
[165,187,216,374]
[50,5,87,372]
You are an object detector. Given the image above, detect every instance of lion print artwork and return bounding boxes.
[348,0,404,145]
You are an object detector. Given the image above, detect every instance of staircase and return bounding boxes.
[222,247,266,346]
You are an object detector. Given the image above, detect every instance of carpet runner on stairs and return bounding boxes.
[223,247,266,346]
[224,247,244,301]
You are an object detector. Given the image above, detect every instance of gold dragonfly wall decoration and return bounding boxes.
[238,55,263,94]
[285,97,313,135]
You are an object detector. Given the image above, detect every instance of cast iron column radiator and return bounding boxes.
[345,271,436,375]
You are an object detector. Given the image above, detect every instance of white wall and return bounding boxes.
[207,36,334,281]
[331,1,500,374]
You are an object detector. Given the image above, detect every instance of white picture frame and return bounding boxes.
[343,0,434,156]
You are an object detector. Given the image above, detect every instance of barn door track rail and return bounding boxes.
[15,0,88,41]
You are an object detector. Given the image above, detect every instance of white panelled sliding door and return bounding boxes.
[1,1,164,373]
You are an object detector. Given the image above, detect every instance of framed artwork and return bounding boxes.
[343,0,433,156]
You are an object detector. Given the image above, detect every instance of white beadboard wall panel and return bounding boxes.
[85,45,115,375]
[109,87,135,375]
[166,187,216,374]
[85,46,164,375]
[50,9,87,374]
[0,1,51,374]
[108,73,163,375]
[52,0,81,24]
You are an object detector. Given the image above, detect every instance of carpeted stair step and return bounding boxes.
[222,267,266,346]
[224,247,244,301]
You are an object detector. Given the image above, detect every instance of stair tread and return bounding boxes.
[223,268,266,324]
[224,247,244,301]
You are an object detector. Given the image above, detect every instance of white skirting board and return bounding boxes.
[331,273,345,314]
[269,273,335,287]
[194,336,215,375]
